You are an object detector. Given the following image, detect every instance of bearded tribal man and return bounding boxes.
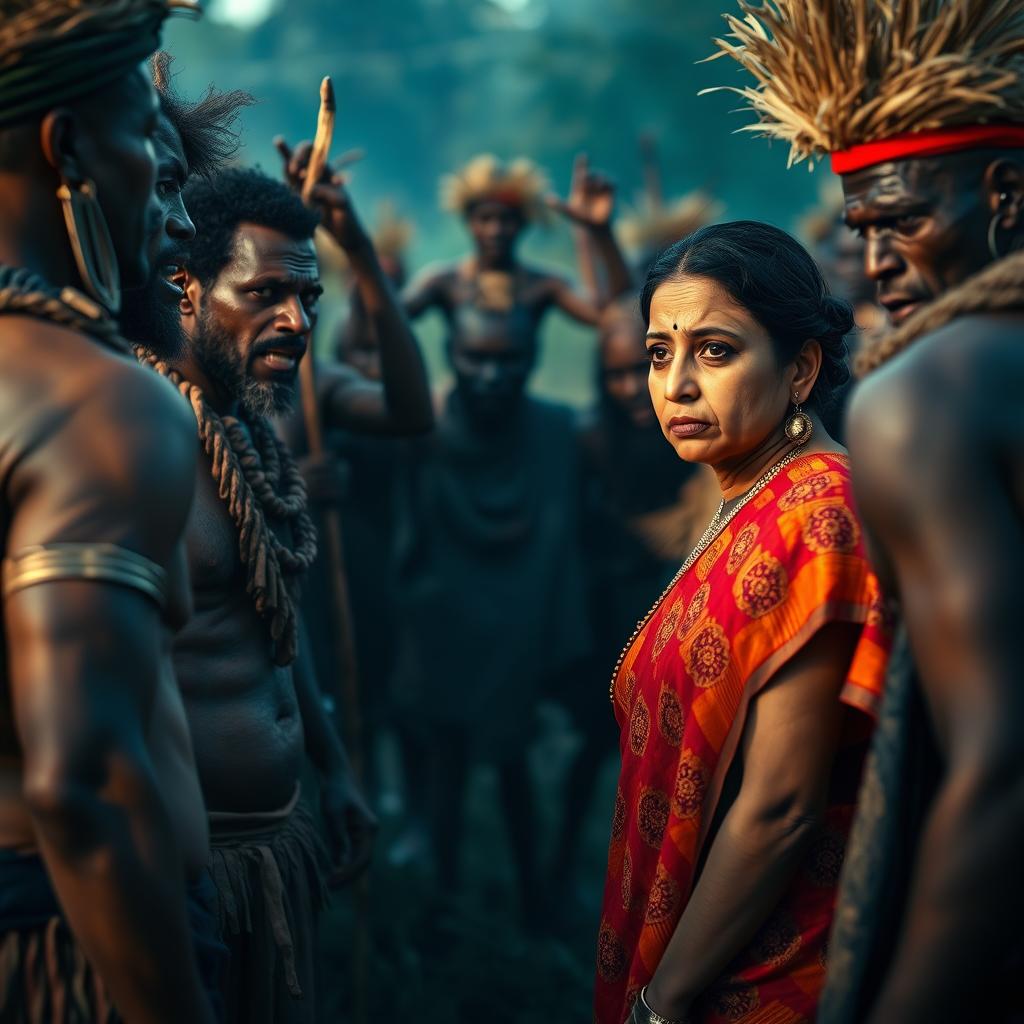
[140,163,427,1024]
[0,2,218,1022]
[709,2,1024,1022]
[119,50,253,359]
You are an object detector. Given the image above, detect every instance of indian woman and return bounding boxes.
[596,221,892,1024]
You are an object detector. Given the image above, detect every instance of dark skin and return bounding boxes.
[275,137,434,438]
[0,66,214,1024]
[641,275,854,1021]
[840,153,1024,1024]
[600,311,659,429]
[118,109,196,354]
[404,153,632,345]
[174,224,376,882]
[842,151,1024,325]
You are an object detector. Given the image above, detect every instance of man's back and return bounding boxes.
[824,309,1024,1022]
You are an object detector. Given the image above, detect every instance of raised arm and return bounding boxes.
[546,153,634,324]
[277,137,434,436]
[642,622,857,1021]
[845,328,1024,1023]
[4,362,214,1024]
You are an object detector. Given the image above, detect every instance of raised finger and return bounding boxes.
[274,136,293,166]
[288,139,315,180]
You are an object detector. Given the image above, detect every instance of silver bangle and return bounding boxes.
[632,986,690,1024]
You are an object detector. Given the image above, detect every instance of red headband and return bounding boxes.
[831,124,1024,175]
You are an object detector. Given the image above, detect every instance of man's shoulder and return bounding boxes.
[0,321,196,518]
[850,311,1024,449]
[846,311,1024,533]
[1,318,183,437]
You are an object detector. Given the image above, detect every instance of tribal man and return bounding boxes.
[709,1,1024,1021]
[0,2,218,1022]
[119,50,253,358]
[141,161,428,1023]
[404,152,632,347]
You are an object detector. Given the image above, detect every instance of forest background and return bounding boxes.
[167,0,834,408]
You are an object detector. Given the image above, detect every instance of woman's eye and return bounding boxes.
[700,341,732,359]
[156,180,180,198]
[647,345,670,364]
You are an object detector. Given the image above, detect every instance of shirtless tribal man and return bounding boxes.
[0,2,218,1022]
[134,159,430,1023]
[404,152,632,349]
[709,1,1024,1021]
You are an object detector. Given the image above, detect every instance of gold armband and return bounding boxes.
[2,543,168,612]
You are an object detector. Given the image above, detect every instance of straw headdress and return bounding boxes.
[702,0,1024,168]
[440,153,550,222]
[619,190,725,254]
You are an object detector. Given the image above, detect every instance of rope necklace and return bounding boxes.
[0,265,130,354]
[135,347,318,666]
[608,442,809,701]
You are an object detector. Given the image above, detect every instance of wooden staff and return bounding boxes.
[298,76,370,1024]
[299,75,363,770]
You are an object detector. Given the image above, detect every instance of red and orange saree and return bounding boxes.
[596,452,891,1024]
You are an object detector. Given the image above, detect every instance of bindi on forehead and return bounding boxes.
[650,277,749,332]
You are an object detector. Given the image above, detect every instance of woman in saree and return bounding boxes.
[596,222,891,1024]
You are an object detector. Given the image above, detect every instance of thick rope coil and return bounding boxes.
[135,346,317,665]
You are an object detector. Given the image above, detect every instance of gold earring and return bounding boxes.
[785,392,813,443]
[57,176,121,314]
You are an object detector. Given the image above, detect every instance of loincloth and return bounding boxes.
[206,785,329,1024]
[0,850,227,1023]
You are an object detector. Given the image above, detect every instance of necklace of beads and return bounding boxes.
[608,443,810,701]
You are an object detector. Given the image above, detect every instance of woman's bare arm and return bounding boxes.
[644,622,858,1020]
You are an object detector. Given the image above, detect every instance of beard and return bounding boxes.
[191,308,297,421]
[118,276,187,358]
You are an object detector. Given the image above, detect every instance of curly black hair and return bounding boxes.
[151,51,254,179]
[182,166,321,285]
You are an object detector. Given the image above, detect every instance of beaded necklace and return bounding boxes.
[608,443,810,700]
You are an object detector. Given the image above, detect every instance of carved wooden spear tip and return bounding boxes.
[302,75,336,205]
